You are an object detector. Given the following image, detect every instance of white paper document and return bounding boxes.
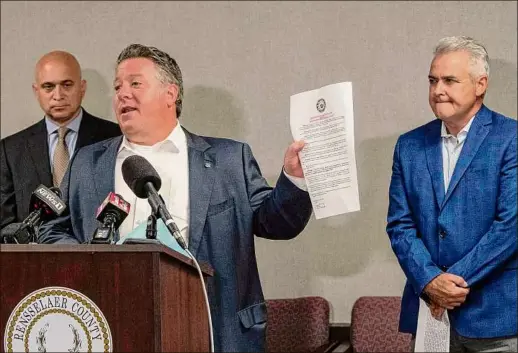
[290,82,360,219]
[415,298,450,352]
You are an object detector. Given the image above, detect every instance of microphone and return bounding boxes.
[121,157,214,352]
[8,185,67,243]
[90,192,130,244]
[121,155,187,250]
[25,185,66,228]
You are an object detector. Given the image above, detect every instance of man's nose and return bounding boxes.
[53,85,64,100]
[116,85,131,100]
[433,81,445,96]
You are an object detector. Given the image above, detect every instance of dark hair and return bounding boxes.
[117,44,184,118]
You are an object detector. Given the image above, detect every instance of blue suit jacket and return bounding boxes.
[39,128,312,352]
[387,105,517,338]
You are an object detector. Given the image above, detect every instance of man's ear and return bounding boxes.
[166,83,179,107]
[80,79,87,99]
[32,83,38,97]
[475,75,488,97]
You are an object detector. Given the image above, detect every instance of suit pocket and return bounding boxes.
[207,198,234,216]
[237,302,267,352]
[238,302,267,329]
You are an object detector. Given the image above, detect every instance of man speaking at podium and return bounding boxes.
[39,43,312,352]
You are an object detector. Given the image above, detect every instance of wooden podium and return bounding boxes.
[0,244,213,352]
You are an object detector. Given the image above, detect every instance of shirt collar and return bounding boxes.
[45,107,83,135]
[441,115,475,143]
[118,123,185,155]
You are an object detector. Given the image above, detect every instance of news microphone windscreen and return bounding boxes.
[30,185,66,217]
[96,192,130,229]
[96,192,130,219]
[121,155,162,198]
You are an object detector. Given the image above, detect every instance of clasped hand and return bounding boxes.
[424,273,470,319]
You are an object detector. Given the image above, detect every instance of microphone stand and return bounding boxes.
[15,223,37,244]
[145,213,158,240]
[144,184,187,250]
[25,224,38,244]
[91,213,117,244]
[124,209,161,246]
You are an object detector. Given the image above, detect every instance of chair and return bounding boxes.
[266,296,331,352]
[350,296,412,352]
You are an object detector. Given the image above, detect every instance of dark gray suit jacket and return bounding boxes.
[0,109,121,228]
[38,128,313,352]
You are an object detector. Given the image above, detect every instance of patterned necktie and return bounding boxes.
[52,127,70,187]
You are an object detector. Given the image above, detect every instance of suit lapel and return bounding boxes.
[442,106,492,206]
[27,119,53,187]
[425,120,445,208]
[76,109,96,150]
[92,136,123,207]
[89,127,215,256]
[183,128,215,257]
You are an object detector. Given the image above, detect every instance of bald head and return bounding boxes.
[32,50,86,124]
[35,51,82,82]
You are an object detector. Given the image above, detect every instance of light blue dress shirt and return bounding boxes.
[45,109,83,173]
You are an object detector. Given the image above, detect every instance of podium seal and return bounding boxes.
[4,286,112,352]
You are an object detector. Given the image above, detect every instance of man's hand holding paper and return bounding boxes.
[289,82,360,219]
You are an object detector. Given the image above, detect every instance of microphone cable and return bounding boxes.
[184,247,214,353]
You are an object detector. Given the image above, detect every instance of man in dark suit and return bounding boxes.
[38,44,312,352]
[387,36,517,351]
[0,51,121,229]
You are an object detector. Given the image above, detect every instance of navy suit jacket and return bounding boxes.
[387,105,517,338]
[39,127,313,352]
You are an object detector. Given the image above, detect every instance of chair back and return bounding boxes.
[350,296,412,352]
[266,296,330,352]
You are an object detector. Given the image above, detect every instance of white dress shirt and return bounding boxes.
[114,123,308,244]
[441,116,475,191]
[115,124,190,244]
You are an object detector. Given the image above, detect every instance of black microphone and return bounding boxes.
[121,155,187,250]
[25,186,66,228]
[9,185,67,243]
[91,192,130,244]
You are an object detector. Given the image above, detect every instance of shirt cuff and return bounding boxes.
[283,169,308,191]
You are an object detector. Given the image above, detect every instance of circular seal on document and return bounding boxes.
[316,98,326,112]
[4,286,113,352]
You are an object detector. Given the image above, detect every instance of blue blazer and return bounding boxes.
[39,128,313,352]
[387,105,517,338]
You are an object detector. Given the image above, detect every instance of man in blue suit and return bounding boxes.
[39,44,312,352]
[387,36,517,351]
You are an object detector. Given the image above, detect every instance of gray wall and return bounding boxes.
[1,1,516,323]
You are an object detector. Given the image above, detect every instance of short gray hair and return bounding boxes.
[433,36,490,79]
[117,44,184,118]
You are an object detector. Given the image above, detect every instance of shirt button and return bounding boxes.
[439,230,446,238]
